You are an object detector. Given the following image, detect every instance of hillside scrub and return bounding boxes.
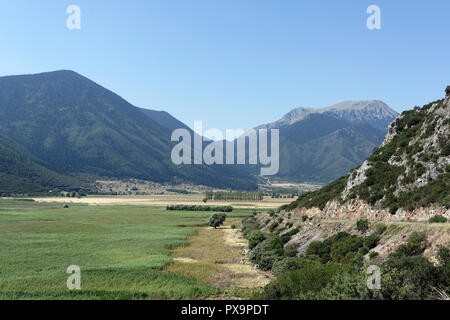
[257,230,450,300]
[282,176,348,211]
[241,217,300,271]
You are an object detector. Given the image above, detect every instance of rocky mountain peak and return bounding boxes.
[259,100,398,132]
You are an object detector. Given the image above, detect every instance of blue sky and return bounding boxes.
[0,0,449,134]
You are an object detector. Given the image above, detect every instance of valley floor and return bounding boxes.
[0,198,272,300]
[31,194,292,209]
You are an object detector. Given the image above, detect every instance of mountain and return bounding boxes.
[284,88,450,213]
[0,135,81,195]
[253,101,398,183]
[139,108,192,132]
[259,100,398,132]
[0,70,257,191]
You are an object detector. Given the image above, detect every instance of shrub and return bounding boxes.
[248,232,266,250]
[356,219,369,232]
[319,271,375,300]
[392,232,427,257]
[208,213,226,229]
[249,236,285,271]
[302,215,309,222]
[249,245,277,271]
[271,257,301,276]
[282,227,300,239]
[283,248,298,257]
[230,224,237,229]
[330,237,364,264]
[363,234,380,249]
[269,222,279,232]
[261,259,346,299]
[437,246,450,266]
[373,223,387,235]
[429,215,448,223]
[382,255,441,300]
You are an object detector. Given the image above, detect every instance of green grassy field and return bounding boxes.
[0,200,254,299]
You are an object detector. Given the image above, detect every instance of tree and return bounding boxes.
[209,213,226,229]
[356,219,369,232]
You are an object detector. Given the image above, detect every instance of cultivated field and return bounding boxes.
[31,194,293,208]
[0,197,278,300]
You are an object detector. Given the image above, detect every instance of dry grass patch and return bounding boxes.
[165,218,272,297]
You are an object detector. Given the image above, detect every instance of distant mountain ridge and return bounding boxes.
[139,108,192,132]
[259,100,398,132]
[251,100,398,183]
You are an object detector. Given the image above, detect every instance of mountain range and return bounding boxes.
[0,70,399,195]
[0,70,256,194]
[254,100,398,183]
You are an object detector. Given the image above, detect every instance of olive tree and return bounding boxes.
[209,213,226,229]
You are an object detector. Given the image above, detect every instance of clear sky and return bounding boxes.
[1,0,449,134]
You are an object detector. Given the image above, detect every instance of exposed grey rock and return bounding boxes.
[342,160,370,199]
[257,100,398,131]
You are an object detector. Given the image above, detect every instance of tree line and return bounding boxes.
[205,191,264,201]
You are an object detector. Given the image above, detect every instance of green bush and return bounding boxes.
[429,215,448,223]
[283,248,298,257]
[248,232,266,250]
[249,236,285,271]
[269,222,279,232]
[330,237,364,264]
[208,213,226,229]
[241,217,260,238]
[271,257,301,276]
[373,223,387,235]
[260,259,346,299]
[302,215,309,222]
[363,234,380,249]
[437,246,450,266]
[382,255,442,300]
[392,232,427,258]
[356,219,369,232]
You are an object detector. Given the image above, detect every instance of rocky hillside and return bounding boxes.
[283,88,450,222]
